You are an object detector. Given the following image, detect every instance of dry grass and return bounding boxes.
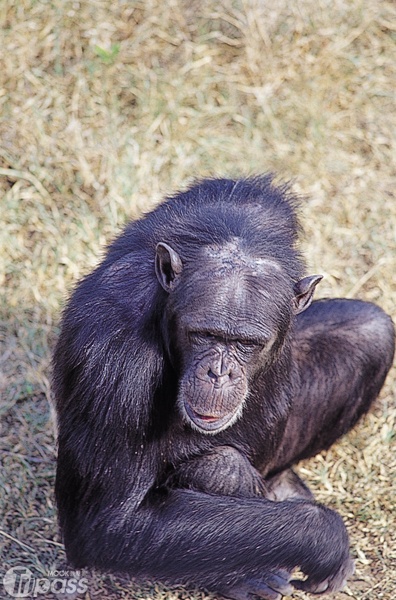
[1,0,395,598]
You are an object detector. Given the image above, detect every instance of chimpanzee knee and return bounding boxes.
[340,300,394,419]
[355,301,395,369]
[270,299,395,469]
[171,445,266,498]
[266,468,314,502]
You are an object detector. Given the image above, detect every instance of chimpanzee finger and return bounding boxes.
[264,570,294,595]
[220,570,293,600]
[291,577,328,593]
[292,557,355,594]
[246,570,293,599]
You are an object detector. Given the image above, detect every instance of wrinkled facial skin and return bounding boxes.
[156,240,321,435]
[177,330,276,434]
[171,265,291,433]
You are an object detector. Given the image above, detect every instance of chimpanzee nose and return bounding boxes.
[207,368,218,381]
[207,364,232,384]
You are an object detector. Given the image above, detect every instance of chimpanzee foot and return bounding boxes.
[292,557,355,594]
[220,569,293,600]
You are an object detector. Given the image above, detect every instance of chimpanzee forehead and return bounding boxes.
[202,239,282,275]
[177,249,291,337]
[178,286,284,340]
[182,240,290,302]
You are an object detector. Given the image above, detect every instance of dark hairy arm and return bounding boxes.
[57,436,352,599]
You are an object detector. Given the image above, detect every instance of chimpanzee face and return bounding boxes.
[155,240,321,434]
[176,326,276,434]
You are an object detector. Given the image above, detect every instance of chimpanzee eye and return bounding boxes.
[189,331,210,344]
[189,331,201,343]
[189,331,221,344]
[237,340,265,352]
[205,332,217,340]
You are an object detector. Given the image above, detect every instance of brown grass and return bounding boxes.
[1,0,395,598]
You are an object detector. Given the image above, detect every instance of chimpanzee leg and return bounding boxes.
[172,447,314,501]
[170,445,267,498]
[268,299,394,474]
[266,469,314,501]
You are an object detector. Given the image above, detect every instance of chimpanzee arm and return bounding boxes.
[167,446,318,597]
[61,471,352,599]
[57,432,352,600]
[145,490,352,596]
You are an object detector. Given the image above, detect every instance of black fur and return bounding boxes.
[53,176,394,599]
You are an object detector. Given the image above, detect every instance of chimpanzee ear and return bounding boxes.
[292,275,323,314]
[155,242,183,292]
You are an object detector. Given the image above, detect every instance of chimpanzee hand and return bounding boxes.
[219,569,293,600]
[219,555,354,600]
[292,556,354,594]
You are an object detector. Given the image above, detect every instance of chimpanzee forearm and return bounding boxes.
[67,489,351,594]
[145,491,349,586]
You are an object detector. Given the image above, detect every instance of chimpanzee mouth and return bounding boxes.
[184,404,241,433]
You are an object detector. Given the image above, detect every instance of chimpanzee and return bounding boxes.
[53,175,394,600]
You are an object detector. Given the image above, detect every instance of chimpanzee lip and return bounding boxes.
[184,404,239,432]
